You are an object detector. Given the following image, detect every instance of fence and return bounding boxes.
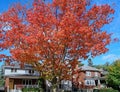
[7,89,100,92]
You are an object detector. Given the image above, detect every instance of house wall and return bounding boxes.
[84,71,101,88]
[85,71,101,78]
[73,71,85,88]
[73,70,101,89]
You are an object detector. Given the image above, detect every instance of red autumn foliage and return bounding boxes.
[0,0,114,87]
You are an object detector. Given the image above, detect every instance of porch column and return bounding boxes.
[7,86,9,92]
[14,85,16,91]
[98,80,101,89]
[98,80,100,85]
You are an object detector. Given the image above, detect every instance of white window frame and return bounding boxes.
[91,80,95,85]
[22,79,33,85]
[85,80,90,85]
[85,80,95,86]
[11,68,17,72]
[95,72,98,77]
[86,71,91,76]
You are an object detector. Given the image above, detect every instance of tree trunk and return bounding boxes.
[50,86,57,92]
[52,88,57,92]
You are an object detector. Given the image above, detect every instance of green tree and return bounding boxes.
[88,58,93,66]
[93,61,110,71]
[0,68,4,87]
[104,61,110,67]
[107,60,120,91]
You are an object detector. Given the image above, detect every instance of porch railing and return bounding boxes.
[15,84,39,89]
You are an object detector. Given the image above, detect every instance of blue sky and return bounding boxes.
[0,0,120,66]
[86,0,120,65]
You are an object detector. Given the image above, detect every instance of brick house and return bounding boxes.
[2,62,72,92]
[2,63,40,92]
[73,65,103,89]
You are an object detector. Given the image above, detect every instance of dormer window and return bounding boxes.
[86,71,91,76]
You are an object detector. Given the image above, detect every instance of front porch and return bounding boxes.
[5,76,39,92]
[8,85,39,92]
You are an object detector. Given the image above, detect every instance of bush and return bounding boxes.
[22,88,39,92]
[93,89,100,92]
[99,88,118,92]
[64,91,71,92]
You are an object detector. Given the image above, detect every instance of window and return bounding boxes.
[29,70,34,74]
[95,72,98,77]
[22,79,33,85]
[85,80,95,86]
[15,69,17,72]
[86,71,91,76]
[32,70,34,74]
[29,80,32,85]
[26,80,29,85]
[91,80,95,85]
[22,79,26,85]
[85,80,89,85]
[29,70,31,74]
[11,68,13,72]
[11,68,17,72]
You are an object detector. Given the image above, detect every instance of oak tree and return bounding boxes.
[0,0,114,91]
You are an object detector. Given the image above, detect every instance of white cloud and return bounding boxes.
[102,54,120,62]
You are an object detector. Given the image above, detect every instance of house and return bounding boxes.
[3,61,72,92]
[2,63,40,92]
[73,65,104,90]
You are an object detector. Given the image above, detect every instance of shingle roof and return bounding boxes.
[3,65,34,70]
[80,66,100,72]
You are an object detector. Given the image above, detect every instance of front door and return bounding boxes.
[9,78,14,89]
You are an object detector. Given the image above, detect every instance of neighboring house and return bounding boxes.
[73,66,104,89]
[60,80,72,91]
[2,63,40,92]
[99,69,108,88]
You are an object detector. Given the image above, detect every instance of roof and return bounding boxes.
[101,71,108,75]
[3,66,20,69]
[3,65,34,70]
[5,75,39,79]
[80,66,100,72]
[85,77,105,80]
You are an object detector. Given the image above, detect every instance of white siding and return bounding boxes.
[4,69,26,75]
[4,68,40,76]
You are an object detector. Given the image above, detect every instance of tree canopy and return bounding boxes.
[88,58,93,66]
[107,60,120,91]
